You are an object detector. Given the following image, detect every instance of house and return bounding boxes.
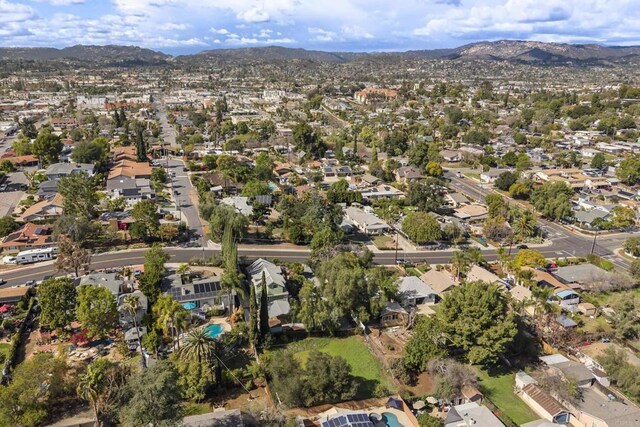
[164,272,230,311]
[37,180,59,200]
[394,166,423,183]
[124,326,147,350]
[117,290,148,327]
[520,384,571,425]
[453,204,488,221]
[354,173,381,187]
[466,265,504,286]
[445,192,469,208]
[440,149,463,163]
[553,264,612,287]
[246,258,290,319]
[481,169,511,184]
[397,276,438,306]
[0,286,31,305]
[45,163,95,180]
[564,386,640,427]
[354,87,398,104]
[106,177,156,203]
[220,196,253,217]
[445,402,505,427]
[360,184,405,201]
[345,206,390,235]
[420,269,459,296]
[540,354,595,387]
[380,302,409,327]
[577,302,597,316]
[78,272,125,298]
[108,160,153,180]
[18,193,64,222]
[0,223,55,254]
[555,315,578,329]
[574,209,610,227]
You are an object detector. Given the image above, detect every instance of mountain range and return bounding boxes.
[1,40,640,66]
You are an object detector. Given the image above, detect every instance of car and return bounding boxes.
[517,244,529,249]
[0,278,5,285]
[25,280,36,287]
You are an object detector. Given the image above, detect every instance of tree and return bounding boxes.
[77,358,128,424]
[58,172,99,220]
[179,328,216,364]
[327,179,362,204]
[122,294,147,366]
[12,135,33,156]
[208,203,249,243]
[33,126,63,165]
[71,137,109,164]
[292,121,325,158]
[513,249,546,269]
[404,315,448,372]
[118,360,182,427]
[437,281,517,364]
[617,155,640,185]
[158,223,179,242]
[495,171,517,191]
[509,181,531,199]
[425,161,443,178]
[402,212,442,245]
[485,193,508,219]
[310,225,343,257]
[131,199,160,239]
[591,153,607,170]
[611,206,636,229]
[530,182,574,221]
[248,280,259,348]
[37,277,76,331]
[19,117,38,138]
[408,179,445,213]
[624,237,640,257]
[175,357,215,402]
[417,413,444,427]
[0,215,17,238]
[0,353,68,426]
[76,285,118,339]
[429,359,478,403]
[297,280,336,333]
[135,125,147,162]
[259,272,270,340]
[139,244,168,303]
[512,209,537,240]
[55,238,91,277]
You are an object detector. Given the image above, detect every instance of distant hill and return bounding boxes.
[2,41,640,67]
[0,45,169,65]
[182,46,366,63]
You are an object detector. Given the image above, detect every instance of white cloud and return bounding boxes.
[31,0,84,5]
[210,27,230,35]
[0,0,36,24]
[236,7,270,23]
[309,27,338,42]
[341,25,374,39]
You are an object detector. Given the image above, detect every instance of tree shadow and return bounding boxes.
[354,377,382,400]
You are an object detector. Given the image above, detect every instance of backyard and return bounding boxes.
[285,336,394,399]
[477,367,538,426]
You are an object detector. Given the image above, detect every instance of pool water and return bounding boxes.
[204,323,224,338]
[381,412,403,427]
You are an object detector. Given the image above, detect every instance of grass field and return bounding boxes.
[477,367,538,426]
[0,343,11,361]
[372,235,395,250]
[287,336,393,399]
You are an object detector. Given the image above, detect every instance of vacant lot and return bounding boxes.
[286,336,394,399]
[477,367,538,426]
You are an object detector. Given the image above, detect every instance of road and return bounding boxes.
[446,171,631,270]
[0,241,614,289]
[154,98,206,245]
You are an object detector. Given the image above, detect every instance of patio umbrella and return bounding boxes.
[413,400,426,410]
[426,396,438,405]
[386,397,403,410]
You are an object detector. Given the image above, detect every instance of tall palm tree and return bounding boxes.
[450,251,469,280]
[531,286,556,322]
[179,328,216,364]
[122,294,146,369]
[513,210,536,241]
[153,294,188,351]
[76,373,100,424]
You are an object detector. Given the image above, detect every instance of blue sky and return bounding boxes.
[1,0,640,54]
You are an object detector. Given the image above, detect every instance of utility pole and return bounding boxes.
[394,229,399,265]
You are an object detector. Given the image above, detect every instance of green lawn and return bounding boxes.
[463,172,481,180]
[0,343,11,361]
[287,336,393,399]
[477,368,538,426]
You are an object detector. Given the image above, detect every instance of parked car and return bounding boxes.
[517,244,529,249]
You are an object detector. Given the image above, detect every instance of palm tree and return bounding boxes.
[179,328,216,364]
[76,373,100,424]
[153,294,189,351]
[531,286,557,322]
[450,251,469,280]
[513,210,536,241]
[122,294,146,369]
[177,263,190,276]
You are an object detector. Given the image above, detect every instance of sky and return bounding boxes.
[1,0,640,54]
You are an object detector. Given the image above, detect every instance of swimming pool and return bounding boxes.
[204,323,224,338]
[381,412,403,427]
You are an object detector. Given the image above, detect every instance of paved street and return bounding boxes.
[446,171,632,270]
